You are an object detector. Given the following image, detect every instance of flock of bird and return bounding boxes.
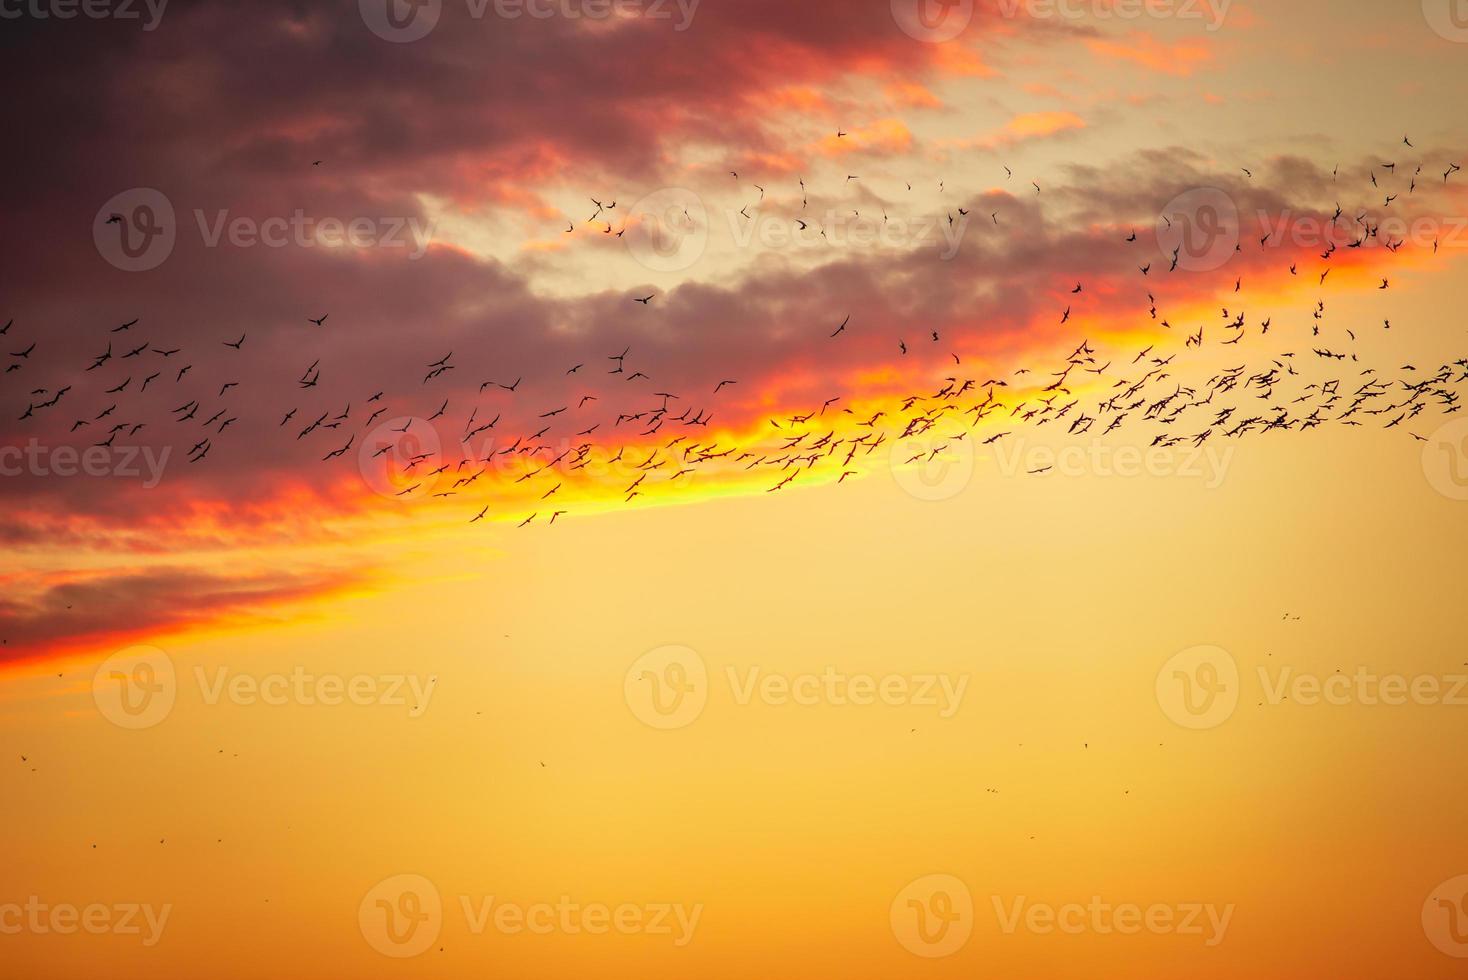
[6,136,1466,529]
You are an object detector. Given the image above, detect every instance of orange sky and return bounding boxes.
[4,1,1468,977]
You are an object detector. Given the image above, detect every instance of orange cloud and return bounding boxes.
[959,110,1088,150]
[1086,31,1215,77]
[817,118,915,157]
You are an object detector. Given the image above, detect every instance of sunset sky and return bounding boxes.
[4,1,1468,976]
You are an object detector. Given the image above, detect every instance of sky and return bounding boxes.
[3,0,1468,976]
